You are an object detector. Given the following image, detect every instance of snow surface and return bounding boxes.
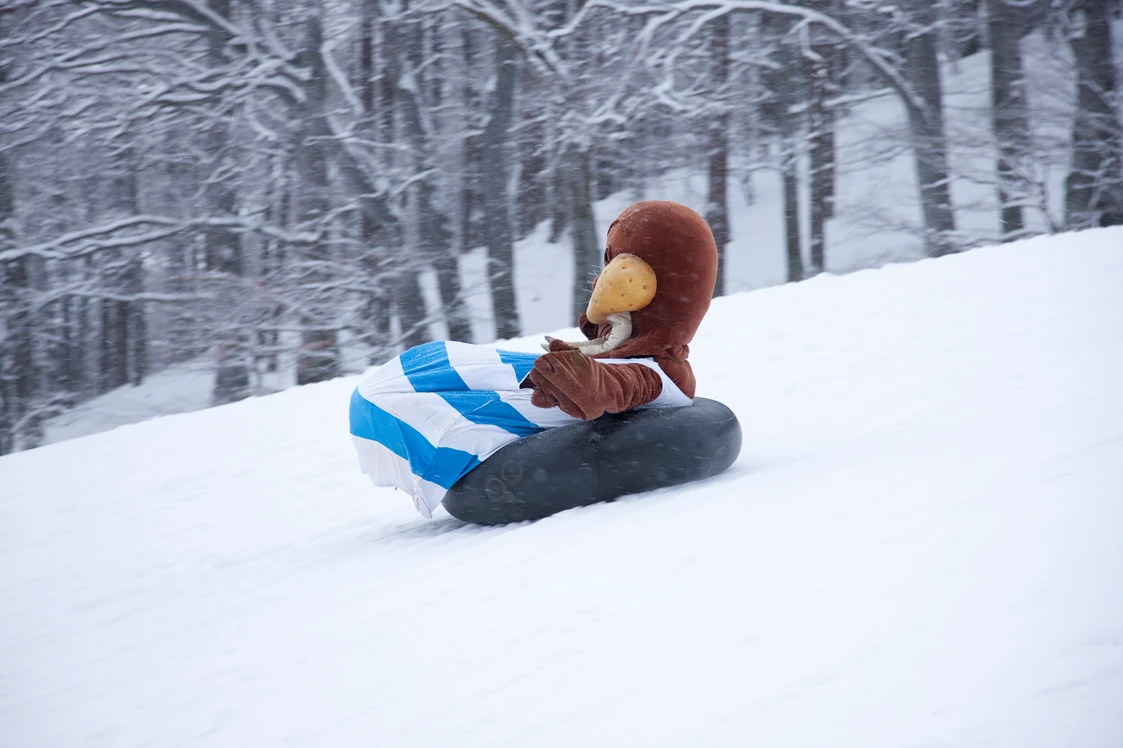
[4,228,1123,747]
[41,359,217,446]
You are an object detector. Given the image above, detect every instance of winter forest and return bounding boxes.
[0,0,1120,455]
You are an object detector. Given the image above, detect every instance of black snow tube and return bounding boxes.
[442,398,742,525]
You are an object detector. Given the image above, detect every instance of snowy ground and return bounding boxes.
[4,227,1122,747]
[41,359,216,445]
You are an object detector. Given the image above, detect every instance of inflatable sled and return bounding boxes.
[351,200,736,524]
[442,397,741,525]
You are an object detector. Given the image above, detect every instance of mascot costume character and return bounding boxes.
[349,201,741,524]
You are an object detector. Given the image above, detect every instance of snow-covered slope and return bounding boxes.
[41,359,218,445]
[3,229,1122,747]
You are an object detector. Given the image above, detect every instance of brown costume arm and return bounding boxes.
[528,346,663,420]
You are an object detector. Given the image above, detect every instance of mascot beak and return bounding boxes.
[585,253,658,324]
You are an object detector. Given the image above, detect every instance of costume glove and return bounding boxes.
[528,339,663,420]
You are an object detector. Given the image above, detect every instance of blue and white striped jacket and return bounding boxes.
[350,341,691,517]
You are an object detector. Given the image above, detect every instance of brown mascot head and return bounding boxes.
[554,200,718,398]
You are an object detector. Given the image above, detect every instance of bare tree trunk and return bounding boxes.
[260,164,287,372]
[391,1,468,343]
[73,291,90,394]
[368,10,425,350]
[113,300,129,388]
[0,260,37,453]
[546,0,572,245]
[458,25,484,256]
[360,3,377,140]
[515,59,548,239]
[425,190,470,341]
[548,141,570,244]
[988,0,1031,240]
[0,144,33,454]
[0,14,44,454]
[903,0,957,256]
[204,283,243,401]
[460,136,483,253]
[766,19,805,282]
[371,11,426,351]
[782,148,804,283]
[58,294,76,394]
[482,36,520,340]
[706,13,731,297]
[97,295,116,393]
[206,0,250,402]
[567,146,600,320]
[416,20,470,342]
[359,0,392,361]
[55,253,89,399]
[953,0,984,58]
[128,270,148,385]
[1065,0,1123,229]
[295,12,341,386]
[101,146,142,393]
[807,5,837,273]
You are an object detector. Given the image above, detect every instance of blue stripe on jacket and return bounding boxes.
[399,342,542,437]
[497,350,538,384]
[349,388,481,490]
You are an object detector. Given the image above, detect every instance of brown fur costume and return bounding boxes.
[527,201,718,420]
